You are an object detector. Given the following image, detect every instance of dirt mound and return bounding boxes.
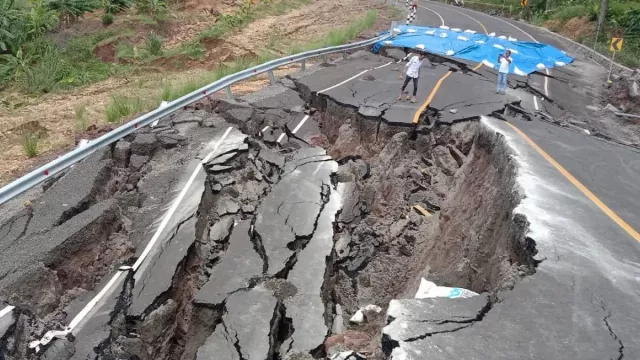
[544,19,562,33]
[93,42,117,63]
[560,16,594,42]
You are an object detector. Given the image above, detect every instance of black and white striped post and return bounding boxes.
[406,4,416,24]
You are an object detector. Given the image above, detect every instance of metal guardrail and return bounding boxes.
[0,33,390,205]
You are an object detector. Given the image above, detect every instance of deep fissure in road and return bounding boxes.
[0,57,539,360]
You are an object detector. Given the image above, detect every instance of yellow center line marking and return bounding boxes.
[412,71,452,124]
[448,6,488,34]
[506,122,640,243]
[412,63,483,125]
[413,204,432,217]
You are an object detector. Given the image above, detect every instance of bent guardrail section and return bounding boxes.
[0,33,390,205]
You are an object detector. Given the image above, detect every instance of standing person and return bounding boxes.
[398,52,426,103]
[496,50,512,95]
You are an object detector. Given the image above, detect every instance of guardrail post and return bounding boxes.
[323,54,328,64]
[225,87,233,100]
[268,70,276,85]
[342,51,347,60]
[300,59,306,71]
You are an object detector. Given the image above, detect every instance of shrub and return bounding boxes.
[103,0,131,14]
[46,0,100,27]
[21,131,39,158]
[134,0,166,17]
[105,94,145,123]
[551,5,589,23]
[23,47,69,93]
[145,31,163,56]
[102,13,114,25]
[0,0,25,52]
[24,0,59,37]
[74,103,89,131]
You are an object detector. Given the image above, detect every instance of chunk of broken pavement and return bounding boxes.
[131,133,158,156]
[157,133,186,149]
[382,294,490,346]
[258,148,285,168]
[113,141,131,167]
[129,154,150,172]
[216,199,240,216]
[172,110,205,125]
[433,145,459,176]
[628,81,640,98]
[447,144,465,167]
[603,103,619,113]
[349,310,365,324]
[209,217,234,243]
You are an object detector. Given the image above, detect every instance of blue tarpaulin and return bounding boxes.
[373,25,574,75]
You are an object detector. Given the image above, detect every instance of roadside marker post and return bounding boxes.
[607,37,623,82]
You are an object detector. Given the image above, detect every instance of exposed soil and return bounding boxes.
[0,0,396,188]
[544,16,594,42]
[294,85,536,359]
[0,51,539,359]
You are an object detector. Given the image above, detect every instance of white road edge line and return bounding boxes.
[133,126,233,271]
[533,96,539,111]
[32,126,235,348]
[280,61,393,143]
[428,1,551,105]
[0,305,15,319]
[260,125,270,134]
[318,69,370,94]
[417,4,445,27]
[317,62,392,95]
[292,115,310,134]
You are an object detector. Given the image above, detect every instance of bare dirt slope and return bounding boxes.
[0,0,395,187]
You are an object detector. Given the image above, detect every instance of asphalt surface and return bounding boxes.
[1,2,639,359]
[379,2,640,358]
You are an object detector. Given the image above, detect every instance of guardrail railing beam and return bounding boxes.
[0,33,389,205]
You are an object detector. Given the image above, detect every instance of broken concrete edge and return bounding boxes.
[379,118,545,358]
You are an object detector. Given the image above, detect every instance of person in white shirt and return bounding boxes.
[398,52,426,103]
[496,50,512,94]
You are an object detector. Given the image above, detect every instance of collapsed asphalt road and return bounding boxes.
[1,4,640,359]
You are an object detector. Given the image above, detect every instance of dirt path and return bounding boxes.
[0,0,395,186]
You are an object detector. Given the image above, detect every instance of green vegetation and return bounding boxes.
[104,94,147,122]
[198,0,313,41]
[146,31,163,56]
[105,9,380,124]
[0,0,133,93]
[444,0,640,67]
[74,103,89,131]
[21,131,40,157]
[102,12,114,25]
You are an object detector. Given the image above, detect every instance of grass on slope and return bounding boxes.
[104,10,380,123]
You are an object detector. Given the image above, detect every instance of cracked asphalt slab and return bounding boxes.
[1,5,640,360]
[383,117,640,359]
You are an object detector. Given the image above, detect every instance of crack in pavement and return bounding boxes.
[601,302,625,360]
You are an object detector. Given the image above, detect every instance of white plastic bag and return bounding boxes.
[414,278,478,299]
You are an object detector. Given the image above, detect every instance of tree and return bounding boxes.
[0,0,22,52]
[46,0,100,27]
[596,0,608,39]
[25,0,58,37]
[0,48,36,80]
[135,0,167,18]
